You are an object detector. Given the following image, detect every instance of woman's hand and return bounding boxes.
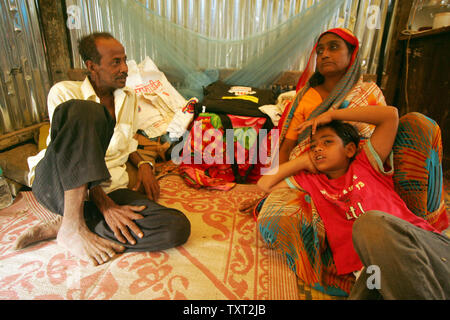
[295,110,335,136]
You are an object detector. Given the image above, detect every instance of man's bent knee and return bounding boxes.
[165,211,191,248]
[55,99,113,128]
[352,211,391,254]
[353,211,389,236]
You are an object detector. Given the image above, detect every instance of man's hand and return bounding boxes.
[101,202,146,245]
[90,186,145,245]
[132,163,160,201]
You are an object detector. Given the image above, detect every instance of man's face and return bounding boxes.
[89,38,128,91]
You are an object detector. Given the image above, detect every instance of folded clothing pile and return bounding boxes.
[126,57,189,139]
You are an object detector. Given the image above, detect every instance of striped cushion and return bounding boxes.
[393,112,448,231]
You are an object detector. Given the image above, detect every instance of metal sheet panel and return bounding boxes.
[0,0,50,135]
[66,0,391,75]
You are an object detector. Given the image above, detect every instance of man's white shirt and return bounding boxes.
[27,77,139,194]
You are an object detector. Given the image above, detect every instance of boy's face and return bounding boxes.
[309,127,356,179]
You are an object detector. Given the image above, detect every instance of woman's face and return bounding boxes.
[315,33,352,79]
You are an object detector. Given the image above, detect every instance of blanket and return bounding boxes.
[0,175,299,300]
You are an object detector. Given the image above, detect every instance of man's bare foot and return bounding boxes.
[57,222,125,266]
[14,215,63,250]
[58,185,125,266]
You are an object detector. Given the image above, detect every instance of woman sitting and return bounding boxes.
[257,28,447,297]
[257,28,388,297]
[278,28,386,164]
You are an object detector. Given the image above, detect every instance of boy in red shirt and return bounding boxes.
[258,105,449,299]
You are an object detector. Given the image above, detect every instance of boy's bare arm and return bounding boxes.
[296,105,399,164]
[257,152,317,192]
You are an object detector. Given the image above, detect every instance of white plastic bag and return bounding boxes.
[126,57,187,138]
[166,97,197,141]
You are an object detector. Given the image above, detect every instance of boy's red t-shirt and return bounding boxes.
[287,141,438,275]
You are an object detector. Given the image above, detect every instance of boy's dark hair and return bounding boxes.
[78,32,115,64]
[316,120,360,158]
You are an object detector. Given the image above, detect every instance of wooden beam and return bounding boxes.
[37,0,72,85]
[381,0,414,106]
[0,123,47,151]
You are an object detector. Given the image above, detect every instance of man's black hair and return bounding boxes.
[78,32,115,64]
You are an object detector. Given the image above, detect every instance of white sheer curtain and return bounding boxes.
[66,0,392,75]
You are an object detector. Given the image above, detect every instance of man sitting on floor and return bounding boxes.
[16,32,190,266]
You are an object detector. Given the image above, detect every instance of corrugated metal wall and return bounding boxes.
[0,0,394,134]
[66,0,393,75]
[0,0,50,135]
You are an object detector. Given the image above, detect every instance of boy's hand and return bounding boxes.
[297,151,319,174]
[239,195,267,214]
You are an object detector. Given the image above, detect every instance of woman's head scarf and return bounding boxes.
[278,28,361,144]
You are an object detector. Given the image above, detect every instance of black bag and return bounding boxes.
[186,81,276,184]
[197,80,276,118]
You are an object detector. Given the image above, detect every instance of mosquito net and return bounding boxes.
[73,0,355,99]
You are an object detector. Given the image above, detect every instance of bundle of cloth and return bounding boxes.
[177,81,284,190]
[126,57,197,163]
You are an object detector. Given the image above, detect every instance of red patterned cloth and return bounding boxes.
[179,113,271,189]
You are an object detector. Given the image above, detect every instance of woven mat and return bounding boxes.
[0,175,302,300]
[3,174,445,300]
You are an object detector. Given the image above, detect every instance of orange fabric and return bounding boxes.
[284,88,323,140]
